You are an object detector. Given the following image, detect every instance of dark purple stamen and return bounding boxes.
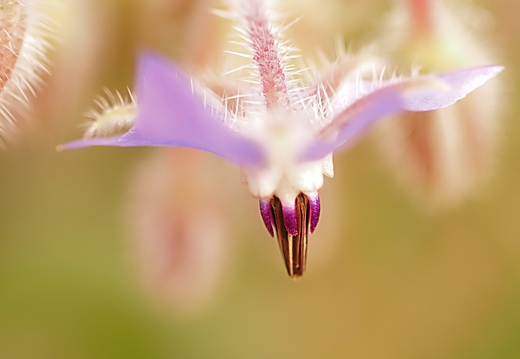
[262,193,314,278]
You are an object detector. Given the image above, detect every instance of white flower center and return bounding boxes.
[240,110,326,204]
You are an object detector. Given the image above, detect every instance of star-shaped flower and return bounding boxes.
[60,0,502,278]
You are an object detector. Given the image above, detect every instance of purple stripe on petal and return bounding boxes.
[306,192,321,233]
[57,134,126,150]
[259,198,274,237]
[58,127,156,150]
[303,86,404,161]
[60,51,266,167]
[303,65,503,162]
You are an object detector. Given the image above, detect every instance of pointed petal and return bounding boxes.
[57,134,124,150]
[60,51,265,167]
[402,65,504,111]
[303,65,503,161]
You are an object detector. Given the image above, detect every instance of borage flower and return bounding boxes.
[60,0,502,278]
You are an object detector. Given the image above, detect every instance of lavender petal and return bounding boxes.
[401,65,504,111]
[303,65,503,161]
[60,51,266,167]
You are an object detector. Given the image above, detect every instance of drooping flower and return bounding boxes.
[0,0,51,142]
[60,0,502,278]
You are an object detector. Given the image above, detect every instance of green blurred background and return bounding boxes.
[1,0,520,358]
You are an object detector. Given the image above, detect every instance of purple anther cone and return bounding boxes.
[306,192,321,233]
[259,198,274,237]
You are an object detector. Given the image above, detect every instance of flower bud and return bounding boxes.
[127,149,235,314]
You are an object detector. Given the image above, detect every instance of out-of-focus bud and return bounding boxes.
[33,0,132,146]
[376,0,501,207]
[127,149,236,315]
[137,0,226,66]
[0,0,50,142]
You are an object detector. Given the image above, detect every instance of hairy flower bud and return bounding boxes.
[0,0,50,141]
[128,149,234,313]
[376,0,501,207]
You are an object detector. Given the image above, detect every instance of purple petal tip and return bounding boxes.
[259,199,274,237]
[303,64,503,162]
[307,192,321,233]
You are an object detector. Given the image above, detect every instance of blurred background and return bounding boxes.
[1,0,520,358]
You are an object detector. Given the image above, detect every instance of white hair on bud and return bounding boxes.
[0,0,53,141]
[83,88,136,138]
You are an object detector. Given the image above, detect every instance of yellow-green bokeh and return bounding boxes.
[1,0,519,358]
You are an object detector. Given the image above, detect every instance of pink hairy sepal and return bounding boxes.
[0,1,26,90]
[241,0,290,110]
